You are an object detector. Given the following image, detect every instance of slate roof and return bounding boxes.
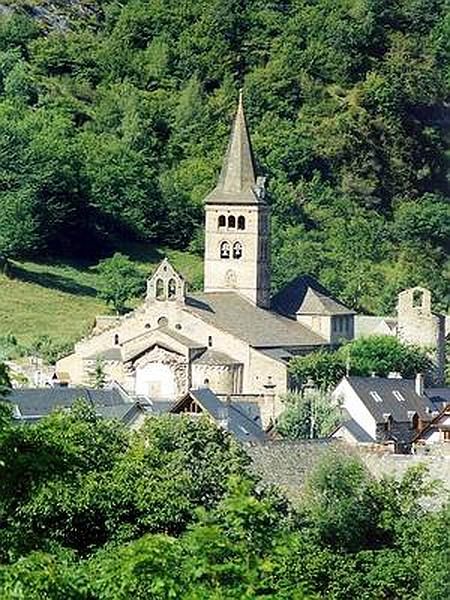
[86,347,122,361]
[332,413,375,443]
[354,315,397,338]
[171,388,269,444]
[247,439,339,499]
[120,327,204,362]
[344,376,435,423]
[185,292,327,349]
[205,92,263,205]
[5,386,130,420]
[425,387,450,408]
[192,349,241,365]
[271,274,353,317]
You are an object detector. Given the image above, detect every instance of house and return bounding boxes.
[56,92,354,427]
[413,404,450,447]
[170,388,269,444]
[3,383,165,429]
[330,375,437,452]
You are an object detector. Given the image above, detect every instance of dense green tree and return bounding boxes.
[289,335,431,390]
[276,391,341,440]
[96,252,145,313]
[0,0,447,313]
[0,405,447,599]
[0,362,10,396]
[342,334,431,378]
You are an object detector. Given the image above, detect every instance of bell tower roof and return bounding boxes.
[206,91,265,205]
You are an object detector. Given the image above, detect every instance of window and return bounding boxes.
[237,215,245,230]
[156,278,165,300]
[233,241,243,259]
[167,278,177,300]
[145,323,151,329]
[203,378,210,385]
[208,335,213,347]
[220,241,230,259]
[183,400,202,414]
[413,289,424,308]
[443,430,450,442]
[393,390,405,402]
[157,316,168,327]
[370,391,383,403]
[228,215,236,228]
[114,334,119,345]
[218,215,226,228]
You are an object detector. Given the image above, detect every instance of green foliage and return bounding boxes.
[276,391,341,440]
[289,334,431,389]
[0,362,11,396]
[0,0,446,313]
[96,252,145,313]
[27,334,72,365]
[88,358,107,389]
[289,350,346,391]
[341,334,432,378]
[0,408,447,599]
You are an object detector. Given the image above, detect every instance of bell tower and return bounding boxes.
[203,92,270,308]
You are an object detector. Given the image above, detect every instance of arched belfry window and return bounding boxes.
[233,241,243,259]
[156,278,165,300]
[218,215,226,228]
[228,215,236,229]
[220,241,230,259]
[413,289,424,308]
[168,278,177,300]
[237,215,245,230]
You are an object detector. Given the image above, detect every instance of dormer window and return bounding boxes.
[370,391,382,403]
[220,241,230,259]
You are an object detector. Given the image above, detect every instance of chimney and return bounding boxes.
[263,376,277,422]
[415,373,424,397]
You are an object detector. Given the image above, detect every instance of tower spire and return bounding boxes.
[206,90,264,204]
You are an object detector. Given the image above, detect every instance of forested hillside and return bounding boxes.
[0,0,449,314]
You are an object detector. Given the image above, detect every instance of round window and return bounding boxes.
[157,316,168,327]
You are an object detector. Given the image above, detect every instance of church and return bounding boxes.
[57,93,355,425]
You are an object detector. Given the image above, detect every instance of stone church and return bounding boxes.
[57,94,355,424]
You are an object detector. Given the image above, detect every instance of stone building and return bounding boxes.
[57,93,354,426]
[397,287,446,385]
[355,286,447,385]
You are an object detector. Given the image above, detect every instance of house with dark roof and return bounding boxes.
[331,375,438,452]
[170,388,269,445]
[3,384,168,429]
[56,93,354,428]
[412,404,450,447]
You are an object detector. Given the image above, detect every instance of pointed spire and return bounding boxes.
[206,90,265,204]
